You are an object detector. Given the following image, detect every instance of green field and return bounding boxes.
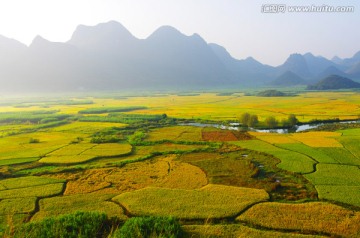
[0,92,360,237]
[231,140,316,173]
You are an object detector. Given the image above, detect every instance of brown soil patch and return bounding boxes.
[202,131,238,141]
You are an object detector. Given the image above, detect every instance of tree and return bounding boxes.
[240,113,251,126]
[265,116,278,128]
[287,114,298,127]
[249,114,259,127]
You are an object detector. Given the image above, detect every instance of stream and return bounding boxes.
[181,120,360,134]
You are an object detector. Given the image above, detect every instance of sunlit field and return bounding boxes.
[0,91,360,237]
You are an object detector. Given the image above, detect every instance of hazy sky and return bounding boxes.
[0,0,359,66]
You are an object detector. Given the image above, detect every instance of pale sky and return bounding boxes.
[0,0,359,66]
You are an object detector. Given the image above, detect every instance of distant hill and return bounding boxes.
[269,71,306,86]
[309,66,349,84]
[307,75,360,90]
[257,90,286,97]
[346,62,360,79]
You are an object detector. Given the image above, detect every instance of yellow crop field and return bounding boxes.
[47,143,95,156]
[184,224,325,238]
[1,92,360,236]
[0,132,87,160]
[41,143,132,163]
[249,132,299,144]
[0,176,64,190]
[237,202,360,237]
[39,155,94,164]
[112,184,269,219]
[0,183,64,199]
[135,143,208,155]
[82,143,132,157]
[291,132,342,147]
[73,92,360,121]
[51,121,127,134]
[50,155,207,195]
[0,197,37,215]
[31,193,126,221]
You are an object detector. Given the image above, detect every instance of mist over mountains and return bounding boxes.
[0,21,359,92]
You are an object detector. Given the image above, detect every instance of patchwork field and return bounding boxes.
[0,92,360,237]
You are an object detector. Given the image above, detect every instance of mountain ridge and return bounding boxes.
[0,20,359,92]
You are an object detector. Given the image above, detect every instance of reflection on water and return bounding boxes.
[181,120,359,134]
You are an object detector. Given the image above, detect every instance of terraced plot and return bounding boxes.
[184,225,325,238]
[51,121,127,134]
[0,197,37,215]
[232,140,315,173]
[277,143,339,164]
[291,132,342,147]
[305,164,360,206]
[338,136,360,160]
[113,184,269,219]
[49,155,207,195]
[135,143,208,155]
[317,147,360,165]
[146,126,203,141]
[315,185,360,207]
[31,194,126,221]
[0,183,64,199]
[237,202,360,237]
[0,176,64,190]
[0,132,85,162]
[40,143,132,164]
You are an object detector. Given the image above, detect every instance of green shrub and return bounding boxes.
[14,211,111,238]
[113,216,182,238]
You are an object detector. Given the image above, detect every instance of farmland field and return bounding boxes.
[0,92,360,237]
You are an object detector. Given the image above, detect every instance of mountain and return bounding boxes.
[346,62,360,79]
[277,54,311,78]
[307,75,360,90]
[337,51,360,68]
[311,66,349,83]
[269,71,306,86]
[209,43,274,85]
[0,20,359,92]
[303,53,337,76]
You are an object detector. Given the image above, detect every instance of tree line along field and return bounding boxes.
[0,92,360,237]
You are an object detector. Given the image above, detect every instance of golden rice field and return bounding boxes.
[184,225,326,238]
[31,193,127,221]
[237,202,360,237]
[1,92,360,121]
[112,184,269,219]
[0,92,360,237]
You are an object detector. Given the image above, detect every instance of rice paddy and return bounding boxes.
[1,92,360,237]
[112,184,269,219]
[237,202,360,237]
